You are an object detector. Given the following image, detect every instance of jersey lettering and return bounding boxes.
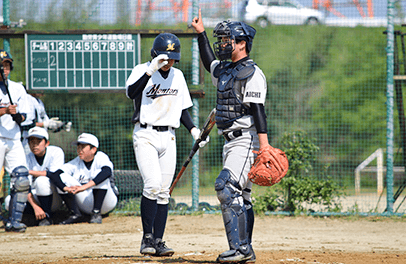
[245,91,261,98]
[146,84,179,99]
[78,174,87,184]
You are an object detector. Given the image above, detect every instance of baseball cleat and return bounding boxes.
[140,233,156,255]
[5,221,27,232]
[154,238,174,256]
[216,249,253,263]
[245,247,256,263]
[59,214,82,225]
[89,210,102,224]
[38,217,53,226]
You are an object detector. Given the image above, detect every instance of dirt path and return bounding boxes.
[1,214,406,264]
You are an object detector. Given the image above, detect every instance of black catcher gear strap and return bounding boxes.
[197,31,216,72]
[250,103,268,134]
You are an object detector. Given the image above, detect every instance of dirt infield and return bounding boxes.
[1,214,406,264]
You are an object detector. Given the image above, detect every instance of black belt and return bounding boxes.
[140,123,169,132]
[223,130,243,141]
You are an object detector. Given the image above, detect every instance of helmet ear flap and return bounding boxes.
[150,48,157,59]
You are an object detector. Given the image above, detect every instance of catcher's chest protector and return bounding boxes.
[214,60,256,129]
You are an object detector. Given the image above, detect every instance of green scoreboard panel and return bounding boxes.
[25,33,140,90]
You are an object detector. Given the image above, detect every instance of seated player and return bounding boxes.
[26,127,64,225]
[48,133,118,224]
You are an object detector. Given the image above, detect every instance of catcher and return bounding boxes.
[192,10,288,263]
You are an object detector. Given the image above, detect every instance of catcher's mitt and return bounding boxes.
[248,145,289,186]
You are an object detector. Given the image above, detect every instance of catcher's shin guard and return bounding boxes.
[244,200,256,263]
[6,175,30,232]
[221,203,250,252]
[216,169,251,260]
[244,200,254,245]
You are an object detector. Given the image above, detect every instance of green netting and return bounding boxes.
[1,0,406,216]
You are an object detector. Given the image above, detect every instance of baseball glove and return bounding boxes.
[248,145,289,186]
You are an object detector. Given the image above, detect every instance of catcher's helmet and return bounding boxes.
[150,33,181,62]
[11,166,29,178]
[213,20,256,61]
[0,49,13,70]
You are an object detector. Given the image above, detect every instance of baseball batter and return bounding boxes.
[0,49,31,232]
[126,33,208,257]
[192,10,270,263]
[49,133,117,224]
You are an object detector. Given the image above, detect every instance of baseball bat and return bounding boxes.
[169,108,216,195]
[0,63,13,105]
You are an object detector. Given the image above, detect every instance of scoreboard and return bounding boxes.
[25,34,140,90]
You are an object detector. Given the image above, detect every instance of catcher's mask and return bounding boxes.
[213,20,256,61]
[150,33,181,62]
[0,49,14,71]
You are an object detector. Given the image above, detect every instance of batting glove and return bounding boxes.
[11,113,23,125]
[146,54,169,76]
[191,127,209,148]
[44,117,64,132]
[64,121,72,132]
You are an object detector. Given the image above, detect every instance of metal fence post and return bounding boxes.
[386,0,395,214]
[3,0,11,52]
[191,0,200,211]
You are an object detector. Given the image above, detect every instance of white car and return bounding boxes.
[244,0,325,27]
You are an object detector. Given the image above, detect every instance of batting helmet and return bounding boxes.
[213,20,256,61]
[150,33,181,62]
[11,166,29,178]
[0,49,14,70]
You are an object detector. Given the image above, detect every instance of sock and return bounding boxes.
[60,193,81,216]
[37,194,53,218]
[92,189,107,213]
[141,195,157,235]
[153,203,168,239]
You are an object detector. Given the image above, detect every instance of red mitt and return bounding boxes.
[248,145,289,186]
